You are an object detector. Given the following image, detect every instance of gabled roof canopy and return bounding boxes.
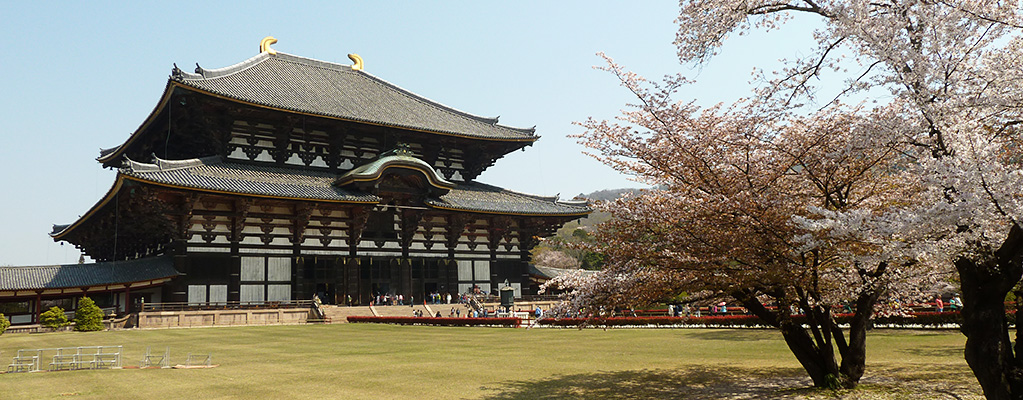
[335,147,456,197]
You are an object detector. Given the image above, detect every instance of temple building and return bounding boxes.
[1,39,589,324]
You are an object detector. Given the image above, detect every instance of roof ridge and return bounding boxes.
[273,52,356,73]
[276,51,527,131]
[122,155,223,173]
[179,52,272,80]
[183,52,357,82]
[0,254,172,269]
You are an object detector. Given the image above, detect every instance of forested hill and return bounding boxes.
[536,187,648,270]
[559,188,648,232]
[575,188,647,202]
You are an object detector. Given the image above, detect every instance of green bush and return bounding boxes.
[0,313,10,335]
[74,297,105,332]
[40,306,69,329]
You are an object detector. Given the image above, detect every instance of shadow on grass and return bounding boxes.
[869,365,974,383]
[684,329,777,342]
[479,366,812,400]
[898,345,964,358]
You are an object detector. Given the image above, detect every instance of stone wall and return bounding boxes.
[138,308,312,328]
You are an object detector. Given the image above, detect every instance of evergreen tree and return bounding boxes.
[40,306,68,329]
[74,297,104,331]
[0,313,10,335]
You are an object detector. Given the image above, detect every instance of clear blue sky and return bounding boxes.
[0,1,818,266]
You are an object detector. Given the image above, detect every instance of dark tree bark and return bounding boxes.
[738,288,880,389]
[957,224,1023,400]
[838,289,880,383]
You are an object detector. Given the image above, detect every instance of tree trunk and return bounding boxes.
[839,289,880,384]
[779,321,841,387]
[958,224,1023,400]
[739,296,842,388]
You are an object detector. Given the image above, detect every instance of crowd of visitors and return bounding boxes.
[427,292,453,304]
[371,293,408,306]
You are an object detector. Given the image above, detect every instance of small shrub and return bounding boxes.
[74,297,105,332]
[0,313,10,335]
[40,306,69,329]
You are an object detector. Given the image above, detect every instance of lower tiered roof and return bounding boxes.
[117,156,590,216]
[52,155,591,240]
[0,256,178,293]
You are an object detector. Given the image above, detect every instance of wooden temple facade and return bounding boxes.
[14,42,589,320]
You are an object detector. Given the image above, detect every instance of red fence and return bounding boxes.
[347,316,522,327]
[537,311,964,328]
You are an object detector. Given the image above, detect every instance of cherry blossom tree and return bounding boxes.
[532,248,583,270]
[568,88,929,387]
[567,1,1023,395]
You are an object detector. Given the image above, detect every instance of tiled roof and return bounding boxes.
[173,52,537,141]
[0,256,179,291]
[428,182,592,216]
[120,157,590,216]
[121,157,379,203]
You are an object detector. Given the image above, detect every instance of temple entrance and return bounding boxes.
[370,283,391,304]
[423,282,438,303]
[315,283,335,305]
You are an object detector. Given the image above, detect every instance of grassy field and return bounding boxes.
[0,324,979,399]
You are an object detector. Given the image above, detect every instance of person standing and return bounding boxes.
[936,296,944,313]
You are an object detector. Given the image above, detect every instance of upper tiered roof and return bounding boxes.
[98,49,538,165]
[175,52,537,140]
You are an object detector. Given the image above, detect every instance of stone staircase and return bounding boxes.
[316,302,541,323]
[317,305,375,323]
[373,304,435,317]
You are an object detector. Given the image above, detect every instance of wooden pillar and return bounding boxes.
[346,258,361,305]
[165,238,190,303]
[34,291,42,324]
[390,259,400,297]
[332,257,344,305]
[399,258,412,300]
[124,285,131,314]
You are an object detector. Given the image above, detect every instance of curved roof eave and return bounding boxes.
[119,174,382,205]
[51,176,128,240]
[52,170,385,241]
[423,202,593,218]
[96,82,177,165]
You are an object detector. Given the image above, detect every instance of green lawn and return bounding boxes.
[0,325,979,399]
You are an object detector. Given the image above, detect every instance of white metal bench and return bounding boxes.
[140,347,170,368]
[8,350,39,373]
